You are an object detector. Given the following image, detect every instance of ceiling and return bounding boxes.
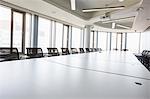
[2,0,149,32]
[43,0,142,30]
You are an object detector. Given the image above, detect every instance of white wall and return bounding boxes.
[141,29,150,51]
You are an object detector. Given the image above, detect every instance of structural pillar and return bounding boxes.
[84,25,91,48]
[32,15,38,47]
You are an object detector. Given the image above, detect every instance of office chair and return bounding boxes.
[47,48,60,56]
[71,48,78,54]
[61,48,70,55]
[85,48,90,53]
[26,48,44,58]
[79,48,85,53]
[0,47,19,62]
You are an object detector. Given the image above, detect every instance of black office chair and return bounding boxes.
[71,48,78,54]
[90,48,94,52]
[142,51,150,69]
[26,48,44,58]
[93,48,97,52]
[79,48,85,53]
[0,47,19,62]
[98,48,102,52]
[47,48,60,56]
[136,50,150,71]
[96,48,99,52]
[61,48,70,55]
[85,48,90,53]
[135,50,146,61]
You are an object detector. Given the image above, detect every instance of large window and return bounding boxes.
[111,33,117,50]
[12,11,23,52]
[80,29,84,48]
[55,22,63,49]
[94,31,98,48]
[90,31,94,48]
[51,21,56,47]
[127,33,140,53]
[63,25,69,48]
[0,5,11,47]
[25,13,32,50]
[38,17,51,53]
[72,27,81,48]
[98,32,107,50]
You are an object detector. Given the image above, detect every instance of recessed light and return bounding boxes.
[118,0,124,2]
[112,22,116,29]
[146,18,150,21]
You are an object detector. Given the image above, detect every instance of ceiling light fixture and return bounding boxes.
[118,0,124,2]
[112,22,116,29]
[82,6,125,12]
[70,0,76,10]
[116,24,131,29]
[101,16,135,24]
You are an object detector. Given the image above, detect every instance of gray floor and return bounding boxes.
[0,51,150,99]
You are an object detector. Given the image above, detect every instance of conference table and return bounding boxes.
[0,51,150,99]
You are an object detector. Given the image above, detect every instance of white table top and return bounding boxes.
[0,51,150,99]
[47,51,150,80]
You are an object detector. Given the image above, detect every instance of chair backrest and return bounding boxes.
[147,51,150,58]
[61,48,70,55]
[98,48,102,52]
[93,48,97,52]
[26,48,43,58]
[79,48,85,53]
[89,48,94,52]
[71,48,78,54]
[96,48,99,52]
[47,48,59,56]
[142,50,147,56]
[0,47,19,62]
[85,48,90,53]
[142,50,149,57]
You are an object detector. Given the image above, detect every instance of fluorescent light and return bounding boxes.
[71,0,76,10]
[102,20,114,24]
[112,22,116,29]
[102,16,135,24]
[118,0,124,2]
[82,6,124,12]
[116,24,131,29]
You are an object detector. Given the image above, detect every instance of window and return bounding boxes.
[72,27,81,48]
[98,32,107,50]
[80,29,84,48]
[12,11,23,52]
[127,33,140,53]
[90,31,94,48]
[93,31,98,48]
[51,21,56,47]
[122,33,126,50]
[55,22,63,49]
[63,25,69,48]
[111,33,117,50]
[25,13,32,50]
[38,17,51,53]
[0,5,11,47]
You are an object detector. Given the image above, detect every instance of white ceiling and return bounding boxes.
[1,0,150,32]
[76,0,140,9]
[43,0,144,31]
